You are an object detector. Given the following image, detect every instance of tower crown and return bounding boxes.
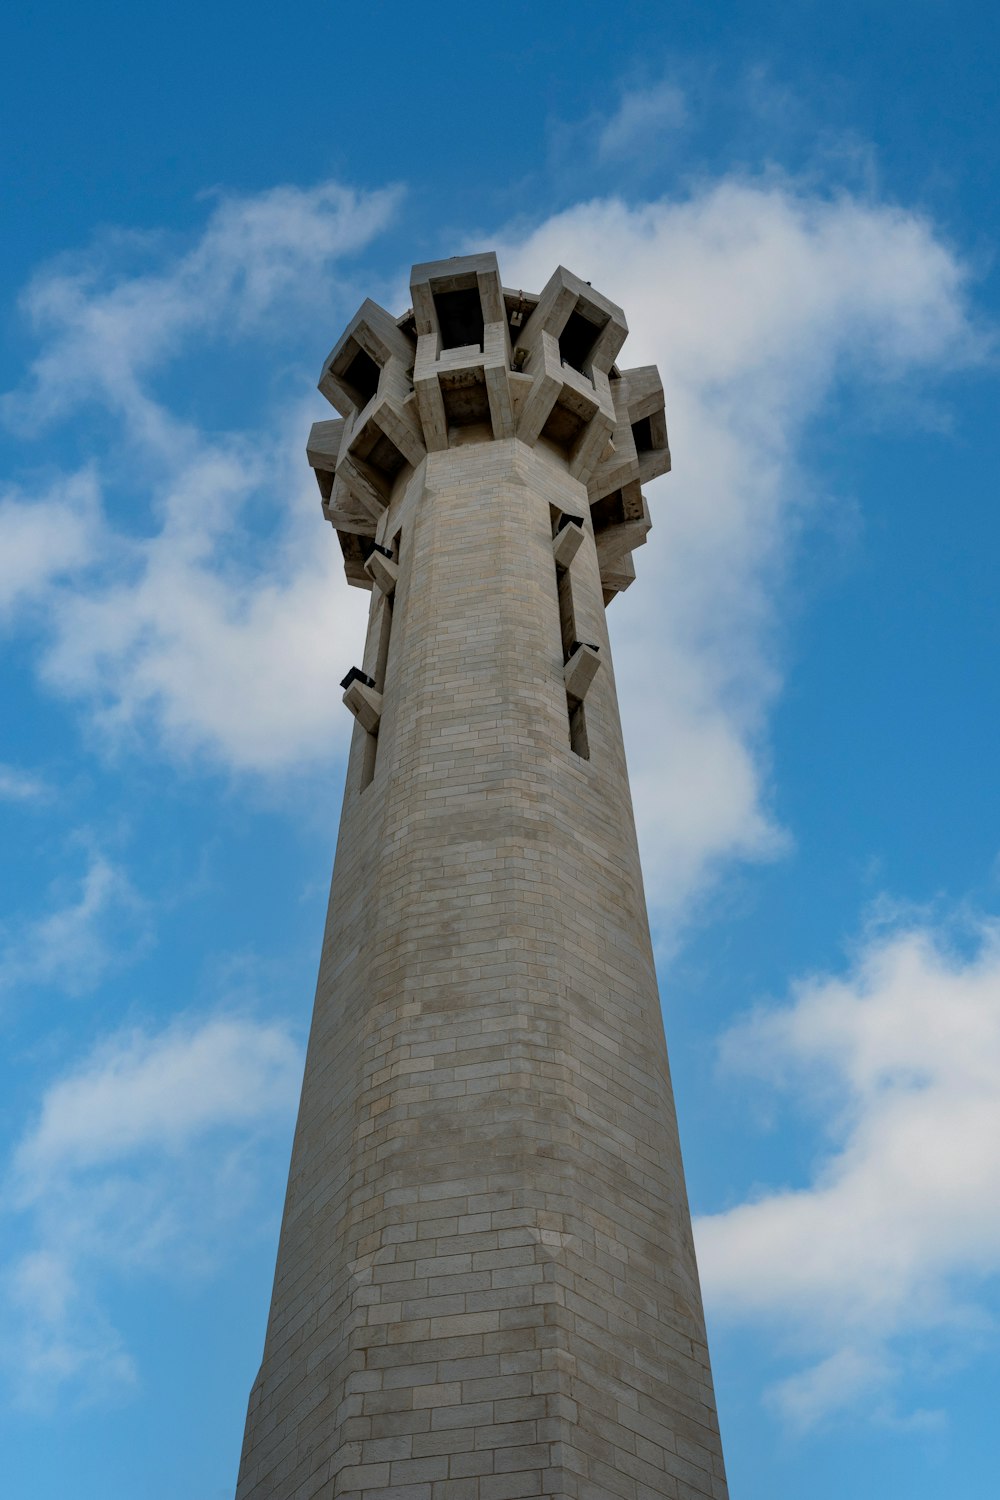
[307,251,671,605]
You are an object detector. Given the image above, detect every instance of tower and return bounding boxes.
[236,253,728,1500]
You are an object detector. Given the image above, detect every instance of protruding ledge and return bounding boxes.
[564,642,601,703]
[553,515,585,570]
[364,546,398,597]
[342,671,383,734]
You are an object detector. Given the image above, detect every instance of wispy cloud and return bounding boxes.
[696,914,1000,1424]
[0,764,50,803]
[597,79,687,159]
[4,180,401,440]
[5,1014,301,1408]
[0,849,146,1000]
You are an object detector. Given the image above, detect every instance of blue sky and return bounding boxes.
[1,2,998,1496]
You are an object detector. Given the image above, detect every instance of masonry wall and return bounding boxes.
[235,437,728,1500]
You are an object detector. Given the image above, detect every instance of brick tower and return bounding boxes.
[235,253,728,1500]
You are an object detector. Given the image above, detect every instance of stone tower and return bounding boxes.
[235,253,728,1500]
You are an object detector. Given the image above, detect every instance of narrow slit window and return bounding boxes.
[568,699,589,758]
[360,539,398,792]
[553,517,590,761]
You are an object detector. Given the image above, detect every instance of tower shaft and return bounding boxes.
[237,255,728,1500]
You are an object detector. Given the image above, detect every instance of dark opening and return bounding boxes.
[568,699,590,759]
[360,729,378,790]
[540,401,587,454]
[365,430,407,484]
[374,595,393,689]
[556,565,576,664]
[433,288,485,351]
[590,488,626,535]
[342,346,381,408]
[631,415,654,454]
[558,308,604,373]
[440,367,490,428]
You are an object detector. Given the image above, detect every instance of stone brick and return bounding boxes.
[235,252,727,1500]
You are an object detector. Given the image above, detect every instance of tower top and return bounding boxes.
[306,251,670,605]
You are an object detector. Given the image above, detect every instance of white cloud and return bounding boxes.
[5,1013,302,1406]
[0,176,983,920]
[598,80,687,159]
[0,179,385,767]
[16,1016,303,1181]
[5,179,400,438]
[695,916,1000,1424]
[495,182,981,929]
[33,429,368,770]
[0,473,100,620]
[0,764,49,802]
[6,1249,136,1412]
[0,849,144,999]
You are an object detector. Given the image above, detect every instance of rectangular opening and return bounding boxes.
[631,414,654,453]
[440,367,491,429]
[540,400,587,454]
[352,419,408,495]
[342,345,381,408]
[558,306,606,373]
[590,487,626,535]
[434,287,485,351]
[556,562,576,663]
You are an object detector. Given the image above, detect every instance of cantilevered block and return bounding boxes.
[318,299,416,417]
[306,418,345,500]
[563,641,602,702]
[342,676,383,733]
[516,329,616,483]
[600,551,637,604]
[517,264,628,378]
[553,515,585,569]
[410,252,514,447]
[363,547,398,596]
[621,365,671,484]
[339,388,425,514]
[594,491,651,570]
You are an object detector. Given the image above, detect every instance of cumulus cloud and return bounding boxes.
[5,1014,302,1406]
[695,916,1000,1424]
[0,175,983,922]
[496,183,982,928]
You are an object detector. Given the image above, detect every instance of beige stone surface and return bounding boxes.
[236,254,727,1499]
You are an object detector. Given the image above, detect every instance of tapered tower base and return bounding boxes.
[236,255,727,1500]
